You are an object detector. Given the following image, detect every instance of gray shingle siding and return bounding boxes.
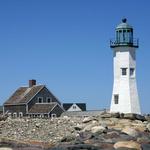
[50,105,64,117]
[4,105,26,116]
[27,87,61,111]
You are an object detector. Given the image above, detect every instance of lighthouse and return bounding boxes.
[110,18,141,114]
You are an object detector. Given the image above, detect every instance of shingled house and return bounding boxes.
[63,103,86,111]
[3,80,64,118]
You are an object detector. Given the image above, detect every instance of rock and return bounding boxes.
[51,144,101,150]
[74,124,85,131]
[61,135,75,142]
[0,114,150,149]
[74,126,82,131]
[135,114,146,121]
[123,113,136,120]
[100,112,120,118]
[32,128,36,132]
[63,116,70,121]
[111,112,120,118]
[145,115,150,122]
[141,143,150,150]
[83,124,95,132]
[0,148,13,150]
[82,117,93,123]
[101,113,112,118]
[122,127,139,137]
[146,123,150,131]
[114,141,142,150]
[91,126,106,134]
[0,115,7,121]
[35,123,40,128]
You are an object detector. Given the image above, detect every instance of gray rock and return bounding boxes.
[114,141,142,150]
[61,135,75,142]
[123,113,136,120]
[0,148,13,150]
[50,144,102,150]
[111,112,120,118]
[135,114,146,121]
[146,123,150,131]
[100,112,120,118]
[82,117,94,123]
[121,127,139,137]
[145,115,150,122]
[91,126,106,134]
[141,143,150,150]
[83,124,96,132]
[101,113,112,118]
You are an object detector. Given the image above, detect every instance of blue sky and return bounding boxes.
[0,0,150,113]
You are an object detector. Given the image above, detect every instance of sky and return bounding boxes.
[0,0,150,114]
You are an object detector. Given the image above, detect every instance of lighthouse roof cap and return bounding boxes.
[116,18,133,29]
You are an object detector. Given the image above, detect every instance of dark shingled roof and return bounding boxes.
[28,103,56,114]
[63,103,86,111]
[4,85,44,105]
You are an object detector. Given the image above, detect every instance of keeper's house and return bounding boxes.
[3,80,64,118]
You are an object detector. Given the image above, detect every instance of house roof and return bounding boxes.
[28,103,56,114]
[63,103,86,111]
[4,85,44,105]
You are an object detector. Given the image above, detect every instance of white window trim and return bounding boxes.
[37,97,43,103]
[19,112,23,117]
[46,97,52,103]
[13,112,17,118]
[51,113,56,118]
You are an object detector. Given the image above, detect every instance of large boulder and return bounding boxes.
[0,148,13,150]
[101,112,120,118]
[146,123,150,132]
[145,115,150,122]
[135,114,146,121]
[61,135,75,142]
[114,141,142,150]
[0,115,7,121]
[82,117,94,123]
[91,126,106,134]
[121,127,139,137]
[123,113,136,120]
[83,124,96,132]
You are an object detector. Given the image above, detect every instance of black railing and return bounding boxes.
[110,38,139,48]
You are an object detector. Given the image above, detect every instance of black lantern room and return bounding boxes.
[110,18,139,48]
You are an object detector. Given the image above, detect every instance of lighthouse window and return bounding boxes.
[114,95,119,104]
[130,68,135,77]
[121,68,127,76]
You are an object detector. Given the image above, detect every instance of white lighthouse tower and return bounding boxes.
[110,18,141,114]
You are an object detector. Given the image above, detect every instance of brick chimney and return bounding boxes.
[29,79,36,87]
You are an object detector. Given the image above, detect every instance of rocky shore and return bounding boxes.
[0,113,150,150]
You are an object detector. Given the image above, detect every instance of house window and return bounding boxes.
[19,112,23,118]
[73,106,76,109]
[13,112,17,118]
[46,97,52,103]
[38,97,43,103]
[130,68,135,77]
[114,94,119,104]
[121,68,127,76]
[51,113,56,118]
